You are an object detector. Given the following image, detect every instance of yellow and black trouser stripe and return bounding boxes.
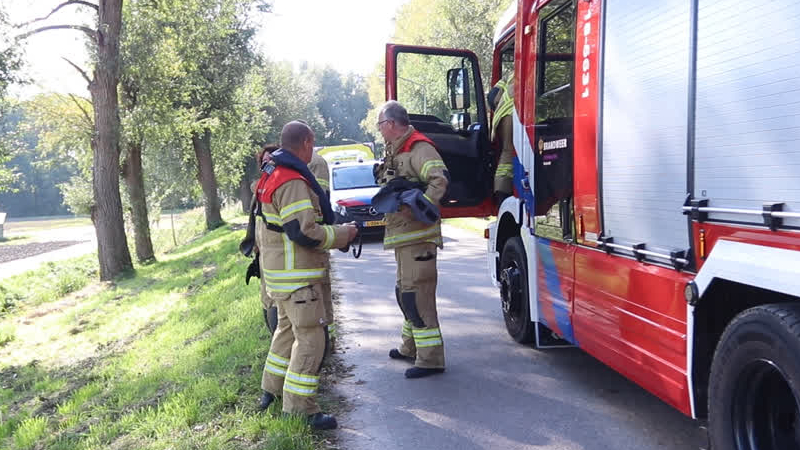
[264,352,289,377]
[402,320,413,338]
[384,224,440,248]
[284,370,320,397]
[412,327,443,348]
[495,163,513,179]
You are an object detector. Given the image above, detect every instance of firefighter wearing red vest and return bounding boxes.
[254,121,357,430]
[375,101,449,379]
[489,76,515,203]
[254,148,337,355]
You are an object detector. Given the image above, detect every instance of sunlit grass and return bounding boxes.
[0,235,32,246]
[4,217,92,234]
[444,216,494,235]
[0,209,329,450]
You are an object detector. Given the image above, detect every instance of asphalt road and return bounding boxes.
[331,225,698,450]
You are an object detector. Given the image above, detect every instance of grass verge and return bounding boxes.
[443,217,494,236]
[0,212,332,450]
[4,217,92,234]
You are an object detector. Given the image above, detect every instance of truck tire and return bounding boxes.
[499,237,535,344]
[708,303,800,450]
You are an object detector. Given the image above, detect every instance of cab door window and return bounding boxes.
[395,53,482,132]
[532,0,576,242]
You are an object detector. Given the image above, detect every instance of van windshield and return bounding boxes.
[332,166,378,190]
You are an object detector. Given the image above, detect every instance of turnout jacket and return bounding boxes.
[255,166,350,298]
[377,126,449,249]
[308,152,330,194]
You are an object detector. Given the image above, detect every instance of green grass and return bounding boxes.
[3,217,92,234]
[443,217,494,236]
[0,235,32,246]
[0,255,98,315]
[0,209,329,450]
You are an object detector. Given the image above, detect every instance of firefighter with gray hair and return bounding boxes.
[374,100,449,378]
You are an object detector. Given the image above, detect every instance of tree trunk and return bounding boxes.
[122,140,155,263]
[90,0,133,280]
[239,176,252,214]
[239,155,258,214]
[192,129,223,229]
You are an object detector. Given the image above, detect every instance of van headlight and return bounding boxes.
[333,203,345,215]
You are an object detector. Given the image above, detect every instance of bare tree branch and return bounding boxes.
[62,57,92,85]
[68,94,94,128]
[15,0,99,28]
[16,24,97,41]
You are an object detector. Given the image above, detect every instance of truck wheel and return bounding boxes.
[709,303,800,450]
[499,237,535,344]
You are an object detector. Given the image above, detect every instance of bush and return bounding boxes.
[0,285,22,315]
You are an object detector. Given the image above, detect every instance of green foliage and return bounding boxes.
[119,0,270,213]
[0,6,25,97]
[363,0,512,137]
[0,284,23,316]
[0,321,15,347]
[0,95,91,215]
[0,255,98,314]
[316,67,372,145]
[12,416,47,449]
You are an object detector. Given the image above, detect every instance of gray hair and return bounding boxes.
[380,100,410,126]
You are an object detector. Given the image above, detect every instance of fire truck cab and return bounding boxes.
[384,1,800,448]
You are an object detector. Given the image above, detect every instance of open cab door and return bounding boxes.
[385,44,495,218]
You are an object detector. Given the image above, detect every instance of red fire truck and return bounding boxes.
[383,1,800,448]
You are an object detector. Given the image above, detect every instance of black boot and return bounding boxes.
[389,348,415,363]
[257,391,275,411]
[405,367,445,379]
[308,412,338,430]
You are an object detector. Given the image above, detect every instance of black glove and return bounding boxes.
[245,257,260,285]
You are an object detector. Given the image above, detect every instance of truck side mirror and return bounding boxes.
[447,68,471,110]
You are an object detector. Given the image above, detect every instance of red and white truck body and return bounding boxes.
[385,1,800,447]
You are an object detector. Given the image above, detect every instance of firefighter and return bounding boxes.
[307,150,337,350]
[252,145,280,333]
[488,76,515,203]
[374,101,449,379]
[254,121,357,430]
[255,147,335,351]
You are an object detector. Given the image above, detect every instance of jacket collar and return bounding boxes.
[387,125,416,156]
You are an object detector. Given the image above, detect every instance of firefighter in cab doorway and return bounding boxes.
[253,121,357,430]
[374,101,449,379]
[488,76,515,204]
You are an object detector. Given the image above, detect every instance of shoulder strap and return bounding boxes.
[398,130,436,154]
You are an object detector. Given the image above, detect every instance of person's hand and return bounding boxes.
[261,151,273,166]
[344,222,358,243]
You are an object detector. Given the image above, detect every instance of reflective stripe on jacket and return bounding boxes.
[256,175,349,298]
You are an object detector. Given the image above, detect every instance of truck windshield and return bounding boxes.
[332,166,378,190]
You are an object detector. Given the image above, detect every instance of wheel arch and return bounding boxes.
[492,196,522,274]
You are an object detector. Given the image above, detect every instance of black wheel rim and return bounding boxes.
[500,256,524,335]
[732,359,800,450]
